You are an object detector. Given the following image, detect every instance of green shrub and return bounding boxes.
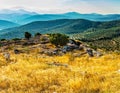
[49,33,69,47]
[12,38,21,41]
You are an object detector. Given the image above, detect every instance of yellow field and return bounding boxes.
[0,48,120,93]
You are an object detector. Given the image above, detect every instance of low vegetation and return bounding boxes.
[0,33,120,93]
[0,47,120,93]
[72,27,120,51]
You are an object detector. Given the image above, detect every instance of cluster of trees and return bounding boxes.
[23,32,69,46]
[24,32,42,40]
[0,32,69,47]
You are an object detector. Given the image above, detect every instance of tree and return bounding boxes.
[0,39,6,41]
[34,32,41,37]
[25,32,32,40]
[49,33,69,47]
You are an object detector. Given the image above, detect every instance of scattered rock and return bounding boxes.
[46,62,68,67]
[86,48,94,57]
[3,52,10,61]
[93,50,103,57]
[14,49,20,54]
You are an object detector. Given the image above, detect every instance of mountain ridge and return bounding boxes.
[0,19,120,39]
[0,9,120,24]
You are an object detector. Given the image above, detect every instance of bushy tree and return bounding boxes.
[0,39,6,41]
[25,32,32,40]
[34,32,41,37]
[49,33,69,47]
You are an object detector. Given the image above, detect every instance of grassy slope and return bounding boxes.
[0,45,120,93]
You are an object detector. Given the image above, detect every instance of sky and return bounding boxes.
[0,0,120,14]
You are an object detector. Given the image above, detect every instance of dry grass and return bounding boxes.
[0,48,120,93]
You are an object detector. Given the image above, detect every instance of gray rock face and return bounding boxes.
[3,52,10,61]
[86,48,94,57]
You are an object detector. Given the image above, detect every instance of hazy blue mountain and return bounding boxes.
[0,20,19,30]
[22,12,120,24]
[63,12,120,21]
[0,9,37,24]
[0,9,36,14]
[0,9,120,24]
[64,12,103,19]
[22,12,103,24]
[96,14,120,21]
[22,14,68,24]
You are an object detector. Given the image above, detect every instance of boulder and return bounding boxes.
[86,48,94,57]
[3,52,10,61]
[14,49,20,54]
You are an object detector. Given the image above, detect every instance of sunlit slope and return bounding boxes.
[0,49,120,93]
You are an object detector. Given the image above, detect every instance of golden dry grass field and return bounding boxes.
[0,46,120,93]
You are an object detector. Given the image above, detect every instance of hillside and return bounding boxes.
[0,19,101,39]
[71,20,120,51]
[0,20,19,30]
[1,19,120,39]
[0,36,120,93]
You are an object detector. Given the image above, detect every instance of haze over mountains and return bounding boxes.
[0,9,120,25]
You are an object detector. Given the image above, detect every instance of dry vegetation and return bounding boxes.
[0,43,120,93]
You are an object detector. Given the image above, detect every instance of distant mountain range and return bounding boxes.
[0,9,120,25]
[0,9,37,25]
[0,19,120,39]
[0,20,19,30]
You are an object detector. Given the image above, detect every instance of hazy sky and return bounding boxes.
[0,0,120,14]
